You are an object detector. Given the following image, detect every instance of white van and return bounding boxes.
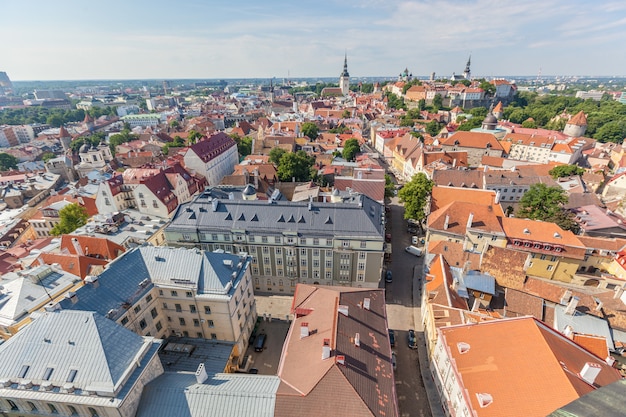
[405,245,422,257]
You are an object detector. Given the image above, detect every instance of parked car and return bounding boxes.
[388,329,396,347]
[254,333,267,352]
[391,351,397,371]
[408,329,418,349]
[405,246,423,257]
[385,270,392,283]
[248,368,259,374]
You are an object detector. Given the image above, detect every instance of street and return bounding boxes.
[385,196,432,417]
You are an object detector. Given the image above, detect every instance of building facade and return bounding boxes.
[164,187,386,294]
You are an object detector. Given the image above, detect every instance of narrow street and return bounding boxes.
[385,196,432,417]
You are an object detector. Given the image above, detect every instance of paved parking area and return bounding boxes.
[244,319,291,375]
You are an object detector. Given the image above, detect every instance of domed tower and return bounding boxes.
[563,111,587,137]
[339,52,350,96]
[481,104,498,130]
[58,125,72,152]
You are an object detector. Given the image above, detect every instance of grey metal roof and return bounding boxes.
[136,372,280,417]
[553,305,615,351]
[462,271,496,295]
[0,266,80,325]
[59,247,250,319]
[0,310,154,395]
[167,189,385,238]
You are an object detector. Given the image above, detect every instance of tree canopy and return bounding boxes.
[549,164,585,179]
[398,172,434,224]
[342,138,360,161]
[516,183,579,232]
[276,150,315,182]
[301,122,319,139]
[269,147,287,165]
[108,129,138,153]
[384,174,395,199]
[230,134,252,158]
[0,153,18,171]
[50,203,89,235]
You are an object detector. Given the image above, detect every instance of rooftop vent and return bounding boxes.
[457,342,471,354]
[363,298,371,310]
[523,228,530,234]
[354,332,360,347]
[554,232,561,238]
[336,355,345,366]
[476,393,493,408]
[338,305,349,317]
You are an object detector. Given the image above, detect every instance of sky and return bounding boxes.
[2,0,626,81]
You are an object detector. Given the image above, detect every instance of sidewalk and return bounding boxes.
[412,265,446,417]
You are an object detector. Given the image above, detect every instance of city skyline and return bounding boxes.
[2,0,626,81]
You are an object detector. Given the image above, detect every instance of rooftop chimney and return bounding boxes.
[443,215,450,230]
[559,289,572,305]
[363,298,371,310]
[354,332,360,347]
[195,363,208,384]
[322,339,331,360]
[300,322,310,339]
[85,275,99,288]
[336,355,345,365]
[494,191,501,205]
[565,296,580,315]
[71,238,84,256]
[579,362,602,385]
[466,212,474,230]
[614,285,625,300]
[65,292,78,304]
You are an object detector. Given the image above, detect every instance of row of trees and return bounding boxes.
[0,106,116,127]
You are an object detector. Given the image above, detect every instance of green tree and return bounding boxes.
[46,114,64,128]
[230,134,253,158]
[516,183,578,232]
[342,110,351,119]
[41,152,56,163]
[187,130,203,144]
[276,150,315,182]
[595,121,626,143]
[301,122,319,139]
[456,117,483,131]
[478,80,496,96]
[432,94,443,111]
[469,107,488,119]
[169,120,180,129]
[342,138,360,161]
[269,147,287,165]
[50,203,89,235]
[398,172,434,226]
[425,120,442,136]
[0,153,18,171]
[549,165,585,178]
[521,119,537,128]
[385,92,406,110]
[384,174,396,199]
[162,136,186,154]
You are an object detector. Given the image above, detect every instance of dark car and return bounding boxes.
[385,270,392,283]
[248,368,259,374]
[254,333,267,352]
[408,329,417,349]
[388,329,396,347]
[391,351,397,371]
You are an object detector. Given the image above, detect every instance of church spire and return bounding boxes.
[341,51,350,77]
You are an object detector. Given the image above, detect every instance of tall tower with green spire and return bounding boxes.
[340,52,350,96]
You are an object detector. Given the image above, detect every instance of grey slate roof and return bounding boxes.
[553,305,615,352]
[0,310,155,395]
[548,379,626,417]
[167,188,385,238]
[59,246,250,320]
[136,372,280,417]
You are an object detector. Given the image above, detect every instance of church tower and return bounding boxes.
[340,53,350,96]
[463,55,471,80]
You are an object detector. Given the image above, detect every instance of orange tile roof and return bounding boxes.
[568,111,588,126]
[439,317,621,417]
[430,186,502,213]
[441,131,503,151]
[572,333,610,360]
[501,217,585,253]
[59,235,125,259]
[428,201,504,236]
[277,284,398,417]
[425,254,468,310]
[38,252,109,278]
[427,240,481,270]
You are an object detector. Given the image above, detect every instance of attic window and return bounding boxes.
[238,213,245,221]
[476,393,493,408]
[66,369,77,383]
[325,216,333,224]
[18,365,30,378]
[251,214,258,222]
[298,216,305,223]
[287,215,295,223]
[224,213,232,221]
[43,367,54,381]
[278,215,285,222]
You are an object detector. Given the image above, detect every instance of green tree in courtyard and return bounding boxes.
[0,153,18,171]
[342,138,360,161]
[50,203,89,235]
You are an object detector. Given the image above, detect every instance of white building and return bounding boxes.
[121,114,163,128]
[183,132,238,185]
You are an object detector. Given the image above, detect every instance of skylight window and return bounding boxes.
[19,365,30,378]
[66,369,77,383]
[43,367,54,381]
